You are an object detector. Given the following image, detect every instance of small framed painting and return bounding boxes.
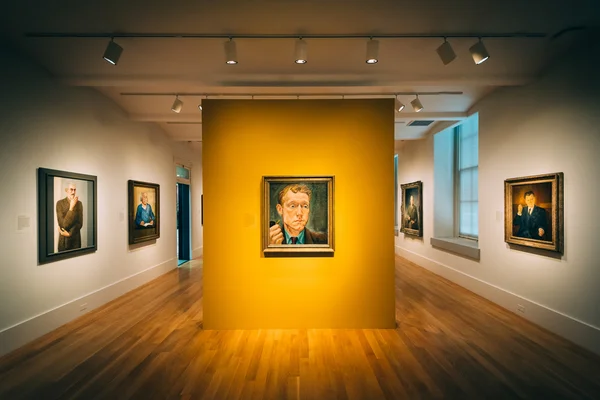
[400,180,423,238]
[38,168,97,264]
[263,176,334,254]
[128,180,160,244]
[505,172,563,253]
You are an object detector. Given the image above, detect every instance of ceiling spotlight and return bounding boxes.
[411,95,424,112]
[436,38,456,65]
[395,96,405,112]
[171,95,183,113]
[102,38,123,65]
[224,38,238,65]
[295,38,307,64]
[470,38,490,64]
[366,38,379,64]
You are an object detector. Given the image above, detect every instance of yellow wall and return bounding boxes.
[203,99,395,328]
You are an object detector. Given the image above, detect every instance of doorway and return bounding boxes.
[176,182,191,266]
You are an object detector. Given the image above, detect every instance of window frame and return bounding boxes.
[453,118,479,240]
[176,164,191,185]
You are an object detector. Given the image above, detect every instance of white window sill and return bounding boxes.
[430,237,480,260]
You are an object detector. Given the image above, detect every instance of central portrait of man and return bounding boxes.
[263,176,334,254]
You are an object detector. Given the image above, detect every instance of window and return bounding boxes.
[432,113,479,259]
[176,165,190,181]
[456,114,478,238]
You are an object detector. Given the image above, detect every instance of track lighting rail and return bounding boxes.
[120,91,464,97]
[25,32,547,39]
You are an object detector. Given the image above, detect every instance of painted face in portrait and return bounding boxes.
[65,184,76,200]
[525,193,535,208]
[141,192,148,206]
[276,190,310,235]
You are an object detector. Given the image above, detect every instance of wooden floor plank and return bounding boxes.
[1,256,600,399]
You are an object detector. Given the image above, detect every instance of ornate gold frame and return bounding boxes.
[262,176,334,254]
[504,172,563,253]
[400,180,423,238]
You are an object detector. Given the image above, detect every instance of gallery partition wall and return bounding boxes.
[202,99,396,329]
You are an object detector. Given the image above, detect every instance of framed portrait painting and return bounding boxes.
[128,180,160,244]
[504,172,563,253]
[263,176,334,253]
[38,168,97,264]
[400,181,423,238]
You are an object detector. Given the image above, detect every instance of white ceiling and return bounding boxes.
[1,0,598,141]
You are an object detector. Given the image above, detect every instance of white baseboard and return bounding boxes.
[395,246,600,356]
[0,258,176,357]
[192,246,203,259]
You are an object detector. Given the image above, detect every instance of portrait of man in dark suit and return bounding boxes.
[505,173,562,253]
[404,194,419,230]
[268,183,327,245]
[512,190,548,240]
[400,181,422,237]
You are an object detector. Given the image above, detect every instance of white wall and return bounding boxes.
[0,47,202,356]
[395,34,600,355]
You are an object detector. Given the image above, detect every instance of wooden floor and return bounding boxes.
[1,256,599,400]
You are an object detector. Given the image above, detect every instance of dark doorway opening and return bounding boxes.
[177,182,191,266]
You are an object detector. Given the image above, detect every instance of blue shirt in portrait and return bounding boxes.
[135,204,155,228]
[284,229,305,244]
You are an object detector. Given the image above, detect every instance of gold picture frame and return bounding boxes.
[263,176,334,254]
[504,172,563,253]
[400,180,423,238]
[128,180,160,244]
